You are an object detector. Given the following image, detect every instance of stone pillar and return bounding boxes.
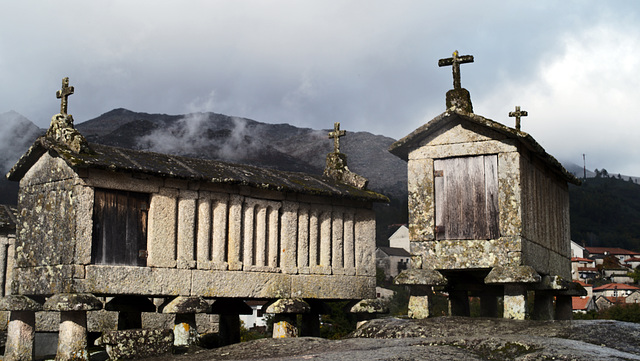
[331,207,344,273]
[555,295,573,320]
[349,299,388,329]
[479,290,500,318]
[210,298,252,346]
[319,209,332,273]
[0,295,43,361]
[43,293,103,361]
[162,296,210,349]
[196,193,212,269]
[532,291,555,320]
[395,270,447,319]
[503,285,528,320]
[177,190,197,269]
[265,299,310,338]
[448,290,470,317]
[280,201,299,274]
[343,210,356,275]
[308,209,319,268]
[255,205,267,267]
[297,205,310,274]
[267,203,281,268]
[227,194,244,271]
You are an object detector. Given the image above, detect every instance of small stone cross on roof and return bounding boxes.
[56,77,74,115]
[438,50,474,90]
[328,122,346,154]
[509,105,528,131]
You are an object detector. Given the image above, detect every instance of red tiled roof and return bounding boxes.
[572,296,591,310]
[593,283,640,291]
[602,296,627,305]
[586,247,640,256]
[625,257,640,263]
[572,257,594,263]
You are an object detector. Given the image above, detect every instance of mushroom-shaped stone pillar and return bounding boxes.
[161,296,209,348]
[210,299,252,346]
[43,293,103,361]
[485,266,541,320]
[265,298,310,338]
[105,295,156,330]
[0,295,43,361]
[349,298,389,329]
[395,269,448,319]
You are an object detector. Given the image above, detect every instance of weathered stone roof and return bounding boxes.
[7,136,388,203]
[0,204,17,232]
[389,107,581,185]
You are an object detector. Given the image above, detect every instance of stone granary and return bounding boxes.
[390,51,583,321]
[3,77,387,360]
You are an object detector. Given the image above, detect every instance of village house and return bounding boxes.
[624,257,640,269]
[571,240,586,258]
[571,257,598,281]
[2,78,387,361]
[375,246,411,280]
[390,51,583,321]
[572,280,596,314]
[388,225,409,251]
[585,247,640,265]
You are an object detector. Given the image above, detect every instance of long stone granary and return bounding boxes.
[390,51,584,321]
[3,78,387,360]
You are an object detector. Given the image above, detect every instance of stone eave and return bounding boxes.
[389,107,581,185]
[8,136,389,203]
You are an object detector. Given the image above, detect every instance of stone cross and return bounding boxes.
[509,105,528,131]
[56,77,74,115]
[328,122,346,154]
[438,50,474,90]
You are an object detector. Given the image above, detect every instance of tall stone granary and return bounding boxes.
[389,51,585,321]
[1,77,388,361]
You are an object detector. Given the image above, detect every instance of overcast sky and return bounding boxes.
[2,1,640,176]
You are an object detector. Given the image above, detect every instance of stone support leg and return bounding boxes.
[532,292,555,320]
[272,314,298,338]
[57,311,89,361]
[173,313,198,348]
[300,313,320,336]
[4,311,36,361]
[503,285,528,320]
[408,295,431,319]
[555,295,573,320]
[218,314,240,346]
[480,290,500,318]
[449,290,470,317]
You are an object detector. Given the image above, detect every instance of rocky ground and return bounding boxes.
[140,317,640,361]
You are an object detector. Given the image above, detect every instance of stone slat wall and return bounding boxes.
[147,189,374,277]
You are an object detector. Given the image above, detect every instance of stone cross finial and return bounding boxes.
[56,77,74,115]
[509,105,528,131]
[328,122,346,154]
[438,50,474,90]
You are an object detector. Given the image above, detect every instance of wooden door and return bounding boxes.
[92,189,149,266]
[434,155,499,240]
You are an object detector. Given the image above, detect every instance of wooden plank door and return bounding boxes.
[434,155,499,240]
[92,189,149,266]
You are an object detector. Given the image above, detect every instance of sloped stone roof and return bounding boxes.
[7,136,388,203]
[377,246,411,257]
[389,107,580,185]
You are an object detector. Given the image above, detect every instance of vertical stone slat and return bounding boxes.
[297,205,310,274]
[267,203,281,269]
[308,209,319,269]
[227,195,244,271]
[177,190,197,269]
[280,201,298,274]
[343,210,355,276]
[331,207,345,274]
[255,205,267,267]
[318,207,332,275]
[196,192,212,269]
[211,193,229,270]
[354,208,376,276]
[242,202,255,268]
[147,188,178,268]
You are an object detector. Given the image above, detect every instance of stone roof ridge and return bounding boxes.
[388,107,581,185]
